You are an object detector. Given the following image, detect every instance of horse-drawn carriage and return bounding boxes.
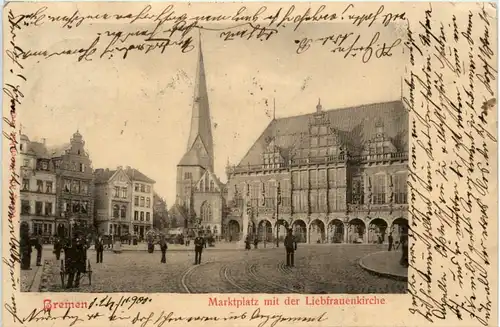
[58,236,93,288]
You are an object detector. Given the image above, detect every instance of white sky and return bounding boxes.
[20,18,405,207]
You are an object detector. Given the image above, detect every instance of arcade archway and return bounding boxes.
[275,219,289,242]
[348,218,366,243]
[327,219,344,243]
[228,220,240,242]
[258,220,273,242]
[391,217,409,245]
[292,219,307,243]
[309,219,326,244]
[368,218,388,244]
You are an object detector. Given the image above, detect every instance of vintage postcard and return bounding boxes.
[2,1,498,327]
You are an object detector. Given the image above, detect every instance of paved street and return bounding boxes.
[42,244,407,293]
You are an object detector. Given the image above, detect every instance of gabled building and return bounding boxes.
[49,131,94,237]
[19,135,57,239]
[125,167,155,239]
[94,167,133,236]
[225,99,409,244]
[174,35,226,238]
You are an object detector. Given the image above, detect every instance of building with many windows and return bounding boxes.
[225,100,408,244]
[127,167,155,239]
[50,131,94,237]
[94,167,133,236]
[20,135,57,240]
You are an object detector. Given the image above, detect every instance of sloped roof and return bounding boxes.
[27,141,50,159]
[178,146,204,167]
[196,170,225,190]
[125,167,155,184]
[237,100,407,167]
[94,169,117,183]
[48,143,71,157]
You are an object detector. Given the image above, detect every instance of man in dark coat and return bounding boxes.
[20,222,32,270]
[194,232,205,265]
[53,236,62,260]
[95,234,104,263]
[35,233,43,266]
[284,229,297,267]
[388,233,394,251]
[159,236,168,263]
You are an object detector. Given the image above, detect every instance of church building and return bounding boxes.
[172,36,226,239]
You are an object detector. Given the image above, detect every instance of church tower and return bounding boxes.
[176,34,215,207]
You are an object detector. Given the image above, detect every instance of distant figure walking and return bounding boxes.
[284,229,297,267]
[253,237,258,249]
[53,236,62,260]
[159,237,168,263]
[35,233,43,266]
[388,233,393,251]
[96,234,104,263]
[194,233,205,265]
[245,235,251,250]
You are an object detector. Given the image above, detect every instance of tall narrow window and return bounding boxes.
[394,173,408,204]
[201,201,212,222]
[113,205,120,219]
[373,175,386,204]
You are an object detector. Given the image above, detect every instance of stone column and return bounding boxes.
[343,223,349,243]
[306,223,310,244]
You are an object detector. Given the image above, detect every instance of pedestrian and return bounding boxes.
[159,236,168,263]
[20,222,32,270]
[253,236,258,249]
[35,233,43,266]
[95,234,104,263]
[204,236,207,249]
[53,236,62,261]
[245,235,251,250]
[194,232,205,265]
[284,229,297,267]
[388,233,393,251]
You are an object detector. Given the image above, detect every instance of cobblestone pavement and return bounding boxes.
[20,248,53,292]
[43,245,407,293]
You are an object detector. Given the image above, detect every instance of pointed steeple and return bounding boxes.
[181,30,215,171]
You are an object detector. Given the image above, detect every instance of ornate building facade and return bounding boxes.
[51,131,95,237]
[128,167,155,239]
[20,135,57,240]
[94,166,155,238]
[225,100,408,244]
[94,167,133,237]
[172,36,226,237]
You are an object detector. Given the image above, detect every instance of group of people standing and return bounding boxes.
[20,222,46,270]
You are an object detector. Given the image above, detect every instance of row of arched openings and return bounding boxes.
[225,218,408,243]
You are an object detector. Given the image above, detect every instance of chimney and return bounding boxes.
[105,168,109,173]
[41,138,46,145]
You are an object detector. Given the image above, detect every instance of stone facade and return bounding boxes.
[174,36,226,237]
[20,135,57,240]
[51,131,94,237]
[94,167,133,237]
[225,100,409,244]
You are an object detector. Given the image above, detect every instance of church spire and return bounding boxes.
[181,30,215,171]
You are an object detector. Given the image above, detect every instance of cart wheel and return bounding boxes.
[60,260,65,288]
[87,260,92,285]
